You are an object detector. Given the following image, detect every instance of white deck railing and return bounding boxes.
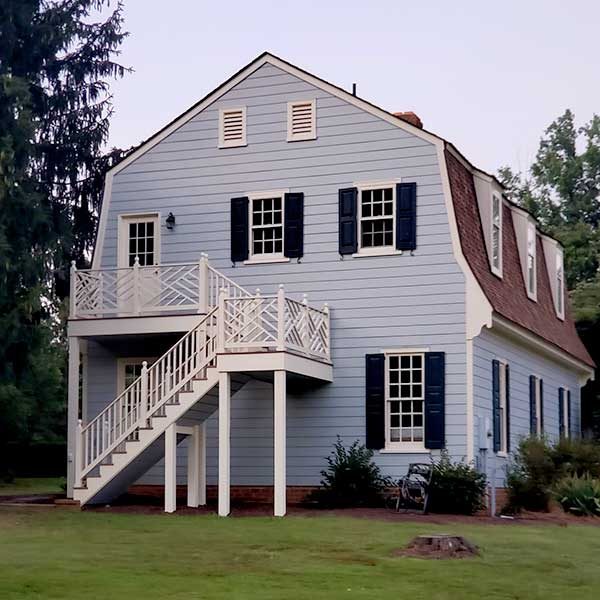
[70,254,251,318]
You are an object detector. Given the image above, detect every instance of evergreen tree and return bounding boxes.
[0,0,128,469]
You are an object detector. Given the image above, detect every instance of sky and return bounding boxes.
[106,0,600,175]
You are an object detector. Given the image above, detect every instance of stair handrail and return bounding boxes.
[77,307,220,484]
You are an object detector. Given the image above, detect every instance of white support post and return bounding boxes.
[198,253,209,313]
[302,293,309,355]
[187,423,206,507]
[66,336,80,498]
[218,372,231,516]
[217,287,226,353]
[140,361,148,425]
[274,370,287,517]
[276,284,285,351]
[75,419,83,489]
[133,256,141,316]
[165,422,177,513]
[323,303,330,361]
[69,261,77,318]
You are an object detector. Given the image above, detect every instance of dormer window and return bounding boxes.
[491,193,502,276]
[526,223,537,300]
[556,250,565,319]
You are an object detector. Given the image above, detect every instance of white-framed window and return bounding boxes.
[498,361,508,454]
[218,107,247,148]
[357,183,396,255]
[287,99,316,142]
[118,213,160,268]
[491,193,503,276]
[386,353,425,450]
[556,250,565,319]
[117,357,157,393]
[526,223,537,300]
[249,192,285,259]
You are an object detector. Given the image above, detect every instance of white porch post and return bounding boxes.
[187,423,206,507]
[218,372,231,516]
[274,370,287,517]
[165,422,177,513]
[66,335,80,497]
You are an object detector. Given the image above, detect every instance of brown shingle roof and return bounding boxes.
[445,148,594,368]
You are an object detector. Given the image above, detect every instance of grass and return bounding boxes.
[0,478,63,497]
[1,508,600,599]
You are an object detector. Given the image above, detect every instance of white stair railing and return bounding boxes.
[76,307,219,486]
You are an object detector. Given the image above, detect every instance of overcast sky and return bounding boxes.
[107,0,599,174]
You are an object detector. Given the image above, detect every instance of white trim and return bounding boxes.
[68,314,205,337]
[274,370,287,516]
[92,53,439,270]
[218,106,247,148]
[116,356,158,393]
[490,192,503,278]
[218,371,231,517]
[351,248,403,258]
[355,180,397,255]
[379,447,431,455]
[247,189,288,262]
[243,257,290,265]
[526,222,537,301]
[466,338,475,462]
[382,347,430,354]
[117,212,161,269]
[555,249,565,320]
[287,99,316,142]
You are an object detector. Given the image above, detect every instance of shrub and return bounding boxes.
[427,451,487,515]
[506,437,555,512]
[554,473,600,517]
[310,438,391,508]
[551,438,600,479]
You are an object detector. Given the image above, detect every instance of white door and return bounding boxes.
[118,214,161,314]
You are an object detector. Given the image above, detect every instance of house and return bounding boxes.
[66,52,595,516]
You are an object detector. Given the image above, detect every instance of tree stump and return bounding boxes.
[398,534,479,559]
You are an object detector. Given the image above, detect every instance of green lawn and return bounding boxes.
[1,507,599,600]
[0,478,63,496]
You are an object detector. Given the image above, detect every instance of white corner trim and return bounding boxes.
[92,170,114,269]
[465,338,474,463]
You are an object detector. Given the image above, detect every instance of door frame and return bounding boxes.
[117,212,161,269]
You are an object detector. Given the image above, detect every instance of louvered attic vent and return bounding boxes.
[219,107,247,148]
[287,100,316,141]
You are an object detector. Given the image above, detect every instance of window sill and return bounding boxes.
[496,451,508,458]
[243,257,290,265]
[379,447,431,455]
[351,249,405,258]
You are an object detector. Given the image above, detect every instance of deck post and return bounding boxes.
[198,253,209,313]
[165,422,177,513]
[218,371,231,516]
[187,423,206,507]
[276,284,285,351]
[66,335,80,497]
[217,288,226,353]
[140,361,148,426]
[274,370,287,516]
[132,256,141,316]
[75,419,83,489]
[323,303,330,361]
[69,261,77,318]
[302,293,309,355]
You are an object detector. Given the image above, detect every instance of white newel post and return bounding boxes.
[69,261,77,318]
[217,288,226,353]
[66,336,80,497]
[198,253,209,313]
[187,423,206,508]
[218,371,231,516]
[140,361,148,425]
[165,422,177,513]
[324,303,330,361]
[133,256,141,316]
[274,370,287,517]
[276,284,285,351]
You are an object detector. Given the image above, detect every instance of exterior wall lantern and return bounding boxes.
[166,212,176,230]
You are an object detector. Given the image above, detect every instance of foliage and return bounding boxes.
[310,438,391,507]
[554,473,600,517]
[427,451,487,515]
[507,436,600,512]
[0,1,129,467]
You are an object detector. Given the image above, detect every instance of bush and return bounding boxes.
[506,437,555,512]
[427,451,487,515]
[554,473,600,516]
[551,438,600,479]
[310,438,391,508]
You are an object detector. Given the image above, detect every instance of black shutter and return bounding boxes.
[396,182,417,251]
[558,387,565,438]
[492,360,501,453]
[567,389,572,438]
[505,364,511,452]
[284,192,304,259]
[231,197,249,263]
[424,352,445,449]
[339,187,358,255]
[529,375,537,435]
[539,379,544,433]
[365,354,385,449]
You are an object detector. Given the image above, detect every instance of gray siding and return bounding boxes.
[473,326,582,485]
[93,63,468,484]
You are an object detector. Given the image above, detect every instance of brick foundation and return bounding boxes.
[128,485,317,505]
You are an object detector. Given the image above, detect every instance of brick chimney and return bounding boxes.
[394,111,423,129]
